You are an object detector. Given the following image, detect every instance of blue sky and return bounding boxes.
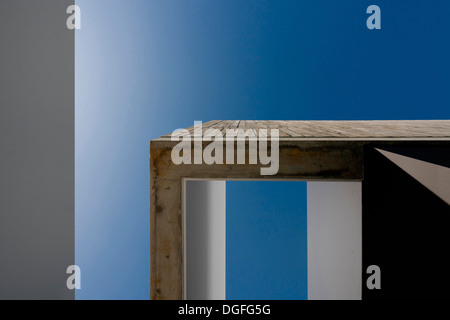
[75,0,450,299]
[226,181,307,300]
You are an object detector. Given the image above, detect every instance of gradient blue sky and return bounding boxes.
[75,0,450,299]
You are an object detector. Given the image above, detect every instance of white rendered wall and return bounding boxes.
[185,180,226,300]
[307,181,362,300]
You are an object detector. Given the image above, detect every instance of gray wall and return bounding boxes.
[0,0,74,299]
[307,181,362,300]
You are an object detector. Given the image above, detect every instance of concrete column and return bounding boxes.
[185,180,226,300]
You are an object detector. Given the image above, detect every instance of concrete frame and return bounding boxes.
[150,140,363,299]
[150,120,450,300]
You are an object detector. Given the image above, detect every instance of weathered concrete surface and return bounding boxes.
[150,120,450,300]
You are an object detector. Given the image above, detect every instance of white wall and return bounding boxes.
[307,181,362,300]
[185,180,226,300]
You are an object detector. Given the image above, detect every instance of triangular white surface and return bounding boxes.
[376,148,450,206]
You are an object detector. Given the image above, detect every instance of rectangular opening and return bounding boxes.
[183,180,361,300]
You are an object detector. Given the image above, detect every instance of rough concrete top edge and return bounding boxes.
[152,120,450,141]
